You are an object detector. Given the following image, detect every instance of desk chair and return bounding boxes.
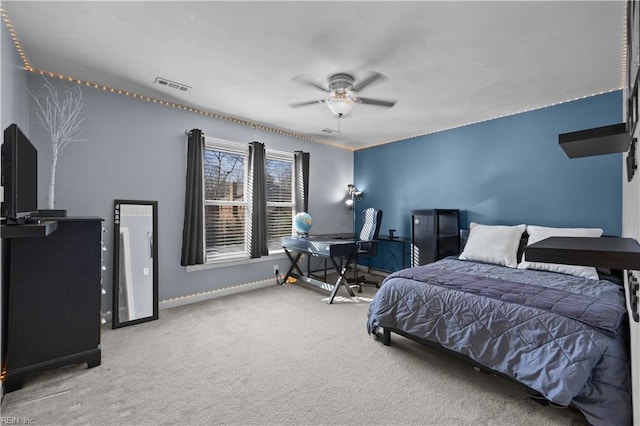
[350,208,383,292]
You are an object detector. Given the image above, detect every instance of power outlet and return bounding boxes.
[273,265,279,275]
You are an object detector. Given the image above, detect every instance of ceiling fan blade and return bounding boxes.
[352,71,386,92]
[292,75,329,93]
[289,99,325,108]
[354,97,396,108]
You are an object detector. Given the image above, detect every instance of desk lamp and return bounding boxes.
[345,184,362,234]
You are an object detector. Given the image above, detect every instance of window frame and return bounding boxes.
[202,137,294,264]
[265,148,295,254]
[203,137,249,263]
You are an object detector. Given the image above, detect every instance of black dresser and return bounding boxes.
[1,217,103,392]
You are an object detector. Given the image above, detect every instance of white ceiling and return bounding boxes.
[2,1,626,150]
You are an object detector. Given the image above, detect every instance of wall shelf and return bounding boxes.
[558,123,629,159]
[524,236,640,271]
[1,221,58,238]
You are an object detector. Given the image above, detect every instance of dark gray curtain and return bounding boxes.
[248,141,269,258]
[294,151,310,213]
[181,129,205,266]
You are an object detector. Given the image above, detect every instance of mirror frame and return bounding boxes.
[112,199,159,328]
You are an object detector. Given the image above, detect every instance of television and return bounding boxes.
[1,124,38,224]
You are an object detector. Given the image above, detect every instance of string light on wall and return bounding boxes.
[22,65,350,149]
[0,8,352,152]
[1,7,32,71]
[2,7,628,153]
[622,3,629,91]
[362,88,624,151]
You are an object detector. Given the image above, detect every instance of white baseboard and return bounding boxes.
[110,270,385,316]
[101,279,277,323]
[159,279,276,310]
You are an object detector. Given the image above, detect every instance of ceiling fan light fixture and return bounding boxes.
[326,97,354,116]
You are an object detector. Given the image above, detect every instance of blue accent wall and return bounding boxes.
[355,91,623,271]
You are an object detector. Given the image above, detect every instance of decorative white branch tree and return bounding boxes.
[28,76,86,209]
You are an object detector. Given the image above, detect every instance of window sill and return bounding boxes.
[186,252,287,272]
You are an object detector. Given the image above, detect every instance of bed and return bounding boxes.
[366,223,631,426]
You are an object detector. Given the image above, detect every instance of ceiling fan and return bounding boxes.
[289,71,397,117]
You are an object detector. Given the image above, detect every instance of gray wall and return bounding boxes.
[1,22,29,131]
[1,20,31,396]
[24,73,354,307]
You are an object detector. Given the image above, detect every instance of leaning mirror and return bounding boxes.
[112,200,158,328]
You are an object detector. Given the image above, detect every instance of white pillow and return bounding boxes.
[459,222,526,268]
[518,225,603,279]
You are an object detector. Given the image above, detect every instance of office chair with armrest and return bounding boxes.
[349,208,383,293]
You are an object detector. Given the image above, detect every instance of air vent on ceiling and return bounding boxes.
[322,128,339,134]
[154,77,191,92]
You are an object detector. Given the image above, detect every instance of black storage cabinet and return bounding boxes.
[1,217,103,392]
[410,209,460,267]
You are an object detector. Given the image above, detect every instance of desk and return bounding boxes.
[305,233,354,282]
[281,235,357,304]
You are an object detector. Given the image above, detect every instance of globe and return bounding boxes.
[293,212,313,236]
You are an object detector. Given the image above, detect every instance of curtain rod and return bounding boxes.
[183,131,304,156]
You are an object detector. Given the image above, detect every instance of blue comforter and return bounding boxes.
[367,258,631,425]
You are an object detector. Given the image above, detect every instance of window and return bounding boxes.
[203,141,247,261]
[265,151,294,252]
[203,138,293,262]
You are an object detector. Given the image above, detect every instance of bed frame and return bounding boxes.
[375,232,626,410]
[378,324,593,409]
[378,327,534,391]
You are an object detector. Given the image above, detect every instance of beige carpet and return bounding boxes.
[1,278,586,425]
